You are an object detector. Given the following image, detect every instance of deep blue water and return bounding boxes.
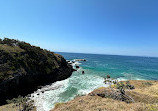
[58,52,158,80]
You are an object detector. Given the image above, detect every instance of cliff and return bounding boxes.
[0,38,73,105]
[51,80,158,111]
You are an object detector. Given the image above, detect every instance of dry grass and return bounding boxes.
[0,104,19,111]
[0,104,36,111]
[0,44,24,53]
[126,80,158,104]
[51,96,158,111]
[51,80,158,111]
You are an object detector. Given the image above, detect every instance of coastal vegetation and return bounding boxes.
[0,38,73,105]
[0,38,69,81]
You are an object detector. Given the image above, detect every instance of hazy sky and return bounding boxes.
[0,0,158,57]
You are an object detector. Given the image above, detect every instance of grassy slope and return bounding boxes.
[0,104,36,111]
[0,44,25,80]
[0,104,19,111]
[0,44,24,53]
[0,43,68,81]
[126,80,158,104]
[51,80,158,111]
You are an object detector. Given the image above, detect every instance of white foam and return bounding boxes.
[30,70,106,111]
[117,72,145,81]
[117,77,145,81]
[30,60,109,111]
[117,77,128,81]
[31,79,69,111]
[72,61,81,65]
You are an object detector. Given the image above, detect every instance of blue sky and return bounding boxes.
[0,0,158,57]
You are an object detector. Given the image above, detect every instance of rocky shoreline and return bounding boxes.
[1,80,158,111]
[51,80,158,111]
[29,59,87,97]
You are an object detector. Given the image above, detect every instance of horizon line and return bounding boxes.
[55,51,158,58]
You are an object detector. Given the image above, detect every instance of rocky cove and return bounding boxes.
[30,59,107,111]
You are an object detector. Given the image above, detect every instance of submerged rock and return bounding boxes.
[73,69,77,72]
[76,66,80,68]
[107,75,111,79]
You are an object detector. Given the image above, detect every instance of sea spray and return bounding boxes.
[31,60,106,111]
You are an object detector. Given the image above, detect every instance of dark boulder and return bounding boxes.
[127,85,135,90]
[107,75,111,79]
[76,66,80,68]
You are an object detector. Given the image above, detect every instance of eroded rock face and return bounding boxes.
[0,38,73,105]
[88,87,134,103]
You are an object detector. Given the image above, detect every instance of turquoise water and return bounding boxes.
[31,52,158,111]
[59,52,158,80]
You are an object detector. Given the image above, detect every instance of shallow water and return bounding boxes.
[31,52,158,111]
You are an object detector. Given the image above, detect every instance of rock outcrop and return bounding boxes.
[88,87,134,103]
[0,38,73,105]
[51,80,158,111]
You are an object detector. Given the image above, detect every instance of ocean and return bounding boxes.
[31,52,158,111]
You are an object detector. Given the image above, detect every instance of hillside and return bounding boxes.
[51,80,158,111]
[0,38,73,105]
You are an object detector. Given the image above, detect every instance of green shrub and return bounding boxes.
[0,38,67,80]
